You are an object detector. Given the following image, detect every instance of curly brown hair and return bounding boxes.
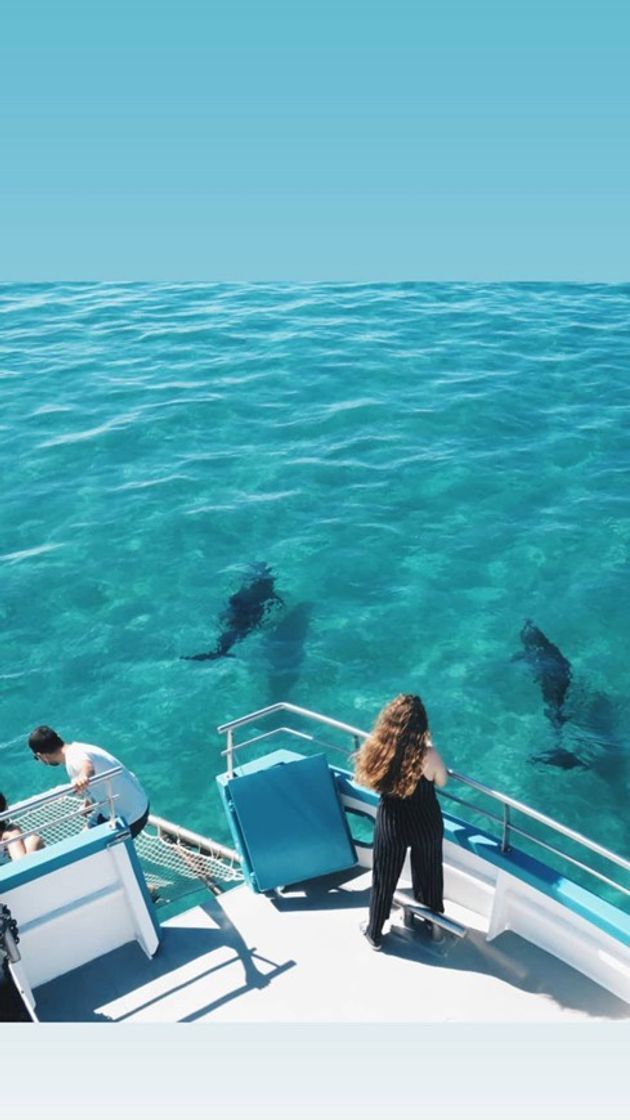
[354,694,431,798]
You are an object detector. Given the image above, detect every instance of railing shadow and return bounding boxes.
[35,896,295,1023]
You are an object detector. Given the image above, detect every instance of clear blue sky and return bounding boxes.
[1,0,628,279]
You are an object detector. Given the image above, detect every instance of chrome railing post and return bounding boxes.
[227,729,234,779]
[501,804,511,853]
[106,778,116,825]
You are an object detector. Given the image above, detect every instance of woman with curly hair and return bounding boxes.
[355,694,448,949]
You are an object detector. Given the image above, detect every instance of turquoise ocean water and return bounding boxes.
[1,283,628,869]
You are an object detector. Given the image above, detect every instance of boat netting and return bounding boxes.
[12,795,243,904]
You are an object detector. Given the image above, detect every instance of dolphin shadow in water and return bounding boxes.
[181,562,284,662]
[263,601,313,702]
[528,746,589,771]
[549,685,629,782]
[564,686,628,753]
[529,724,628,779]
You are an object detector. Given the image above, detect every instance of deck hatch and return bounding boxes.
[221,752,357,892]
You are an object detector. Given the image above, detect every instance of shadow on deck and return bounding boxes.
[34,897,295,1023]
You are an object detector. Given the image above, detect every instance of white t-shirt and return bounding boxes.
[64,742,148,827]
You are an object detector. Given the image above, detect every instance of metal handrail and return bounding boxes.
[0,795,120,853]
[218,702,366,743]
[216,702,630,890]
[220,726,315,756]
[444,769,630,872]
[0,768,125,851]
[220,725,347,760]
[218,703,365,779]
[0,767,124,823]
[148,813,241,865]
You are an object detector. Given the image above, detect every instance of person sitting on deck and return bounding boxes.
[27,726,150,839]
[0,791,45,863]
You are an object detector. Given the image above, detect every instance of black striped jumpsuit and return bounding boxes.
[366,774,444,943]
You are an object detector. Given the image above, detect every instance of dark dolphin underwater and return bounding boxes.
[513,620,572,732]
[513,620,627,776]
[181,562,284,662]
[181,577,627,781]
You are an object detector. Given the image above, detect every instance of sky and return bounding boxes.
[1,2,629,278]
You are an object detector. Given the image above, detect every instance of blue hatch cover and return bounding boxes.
[223,752,357,892]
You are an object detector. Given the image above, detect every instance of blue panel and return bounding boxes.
[220,753,356,892]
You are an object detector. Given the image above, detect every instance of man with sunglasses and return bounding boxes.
[28,726,149,838]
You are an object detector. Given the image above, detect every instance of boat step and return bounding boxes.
[392,890,468,939]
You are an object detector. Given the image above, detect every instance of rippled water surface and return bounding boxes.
[1,282,629,864]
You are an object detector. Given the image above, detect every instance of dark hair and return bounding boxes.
[28,726,64,755]
[0,792,7,814]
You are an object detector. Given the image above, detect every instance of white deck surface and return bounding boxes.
[34,867,629,1022]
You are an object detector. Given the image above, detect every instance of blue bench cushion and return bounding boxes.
[220,752,357,892]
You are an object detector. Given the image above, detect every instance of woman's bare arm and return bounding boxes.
[423,746,448,787]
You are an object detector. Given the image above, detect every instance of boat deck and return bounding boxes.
[34,867,629,1022]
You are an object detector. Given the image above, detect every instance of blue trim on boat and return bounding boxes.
[332,769,379,811]
[0,821,126,890]
[124,831,162,945]
[224,747,306,778]
[343,805,377,848]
